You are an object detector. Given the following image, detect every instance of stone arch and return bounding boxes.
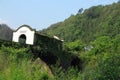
[12,25,35,45]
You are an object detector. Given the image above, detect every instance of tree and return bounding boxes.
[96,53,120,80]
[77,8,83,14]
[65,40,85,54]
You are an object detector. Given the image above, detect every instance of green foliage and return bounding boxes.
[0,46,53,80]
[0,45,32,61]
[64,40,85,55]
[0,35,120,80]
[40,2,120,43]
[96,53,120,80]
[51,64,83,80]
[79,35,120,80]
[91,36,112,53]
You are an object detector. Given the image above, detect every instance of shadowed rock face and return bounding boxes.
[0,24,13,41]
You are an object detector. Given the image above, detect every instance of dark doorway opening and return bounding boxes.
[19,34,26,44]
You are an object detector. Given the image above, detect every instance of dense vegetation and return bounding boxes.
[0,35,120,80]
[41,2,120,43]
[0,45,54,80]
[40,2,120,80]
[0,1,120,80]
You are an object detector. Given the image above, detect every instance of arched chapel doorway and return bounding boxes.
[19,34,26,44]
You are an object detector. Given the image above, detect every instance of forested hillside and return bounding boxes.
[41,2,120,43]
[38,3,120,79]
[0,24,13,41]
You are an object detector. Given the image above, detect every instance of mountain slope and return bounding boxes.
[40,2,120,43]
[0,24,13,41]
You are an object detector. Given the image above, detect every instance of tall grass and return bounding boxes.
[0,46,53,80]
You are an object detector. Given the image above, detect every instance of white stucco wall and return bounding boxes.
[12,26,35,45]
